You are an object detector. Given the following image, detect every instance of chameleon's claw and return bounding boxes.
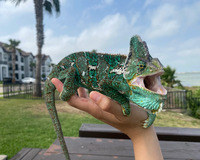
[142,117,149,128]
[142,112,156,128]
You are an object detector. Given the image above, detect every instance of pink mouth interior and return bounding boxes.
[131,72,167,95]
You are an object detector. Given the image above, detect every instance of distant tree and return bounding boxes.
[7,0,60,96]
[4,39,20,83]
[161,65,183,88]
[91,49,97,53]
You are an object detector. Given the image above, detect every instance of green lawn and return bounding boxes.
[0,99,200,159]
[0,99,101,159]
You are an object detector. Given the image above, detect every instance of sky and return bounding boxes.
[0,0,200,73]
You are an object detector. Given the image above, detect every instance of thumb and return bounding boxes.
[51,78,63,93]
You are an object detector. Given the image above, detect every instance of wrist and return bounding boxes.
[128,126,163,160]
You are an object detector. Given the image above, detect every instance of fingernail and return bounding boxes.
[90,92,101,103]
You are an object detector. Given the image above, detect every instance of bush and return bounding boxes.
[188,98,200,119]
[194,89,200,97]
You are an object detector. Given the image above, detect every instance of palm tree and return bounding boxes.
[8,0,60,96]
[4,39,20,83]
[161,65,183,88]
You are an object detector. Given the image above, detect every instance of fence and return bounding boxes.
[164,90,188,109]
[1,83,200,109]
[3,83,45,99]
[2,83,61,100]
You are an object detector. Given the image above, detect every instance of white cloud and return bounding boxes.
[0,0,34,20]
[44,13,132,63]
[145,4,180,39]
[0,26,36,52]
[0,13,133,63]
[103,0,114,5]
[144,0,154,8]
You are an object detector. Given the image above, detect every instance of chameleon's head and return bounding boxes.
[123,35,167,114]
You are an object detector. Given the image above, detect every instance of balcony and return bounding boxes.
[0,61,7,65]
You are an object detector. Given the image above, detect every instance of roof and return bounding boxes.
[42,54,52,61]
[0,41,34,57]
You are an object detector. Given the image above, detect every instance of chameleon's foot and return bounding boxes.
[142,112,156,128]
[121,103,130,116]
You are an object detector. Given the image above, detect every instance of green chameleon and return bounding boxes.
[44,35,167,160]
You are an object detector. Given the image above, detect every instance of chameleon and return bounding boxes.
[44,35,167,160]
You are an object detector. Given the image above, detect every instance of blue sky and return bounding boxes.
[0,0,200,73]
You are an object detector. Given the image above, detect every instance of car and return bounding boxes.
[41,77,47,81]
[21,77,36,84]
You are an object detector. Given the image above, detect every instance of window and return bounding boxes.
[9,65,12,71]
[0,52,2,61]
[21,74,24,79]
[15,64,18,70]
[21,66,24,71]
[15,73,19,79]
[21,57,24,62]
[15,55,18,61]
[42,66,45,72]
[4,54,7,60]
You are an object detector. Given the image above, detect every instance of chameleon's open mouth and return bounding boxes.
[131,72,167,96]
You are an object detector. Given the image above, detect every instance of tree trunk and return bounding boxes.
[33,0,44,97]
[12,49,16,84]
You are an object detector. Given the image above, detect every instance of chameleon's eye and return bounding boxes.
[137,61,146,72]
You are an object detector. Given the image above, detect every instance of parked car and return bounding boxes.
[41,77,47,82]
[21,77,36,84]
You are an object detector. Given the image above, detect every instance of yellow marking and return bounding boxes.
[126,74,137,88]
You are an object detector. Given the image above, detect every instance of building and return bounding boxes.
[0,41,52,81]
[41,54,52,79]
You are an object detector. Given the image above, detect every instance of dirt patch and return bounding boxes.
[30,101,87,115]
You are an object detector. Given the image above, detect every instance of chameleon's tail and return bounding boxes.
[44,78,70,160]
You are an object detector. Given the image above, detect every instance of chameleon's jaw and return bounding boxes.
[130,72,167,96]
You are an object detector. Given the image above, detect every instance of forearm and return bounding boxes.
[129,126,163,160]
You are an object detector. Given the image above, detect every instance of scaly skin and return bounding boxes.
[44,35,167,160]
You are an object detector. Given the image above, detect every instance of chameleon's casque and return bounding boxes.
[44,35,167,160]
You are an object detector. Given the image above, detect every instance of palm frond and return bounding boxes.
[53,0,60,13]
[43,0,52,14]
[10,0,27,6]
[43,0,60,15]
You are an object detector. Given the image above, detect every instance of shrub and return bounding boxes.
[188,98,200,119]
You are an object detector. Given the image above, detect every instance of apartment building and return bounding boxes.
[0,41,52,81]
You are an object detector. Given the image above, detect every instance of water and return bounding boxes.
[175,72,200,87]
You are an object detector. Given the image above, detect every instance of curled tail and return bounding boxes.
[44,78,71,160]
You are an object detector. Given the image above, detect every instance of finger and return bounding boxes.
[77,87,88,98]
[68,95,116,121]
[89,91,123,117]
[51,78,63,93]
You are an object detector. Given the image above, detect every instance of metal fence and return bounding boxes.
[3,83,45,99]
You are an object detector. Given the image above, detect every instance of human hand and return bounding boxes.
[51,78,163,160]
[51,78,148,139]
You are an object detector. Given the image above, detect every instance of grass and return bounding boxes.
[155,109,200,128]
[0,99,101,159]
[0,99,200,159]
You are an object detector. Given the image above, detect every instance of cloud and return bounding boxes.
[0,13,134,64]
[0,0,34,20]
[103,0,114,5]
[44,13,133,63]
[144,0,154,8]
[145,4,180,39]
[0,26,36,52]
